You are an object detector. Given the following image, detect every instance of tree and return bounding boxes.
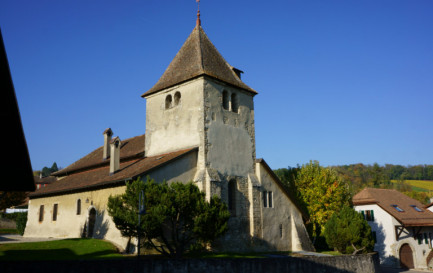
[295,161,351,244]
[107,177,230,257]
[0,191,27,211]
[324,206,374,254]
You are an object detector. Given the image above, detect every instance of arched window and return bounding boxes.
[165,95,172,109]
[222,90,229,110]
[77,199,81,215]
[228,180,237,215]
[174,92,181,106]
[231,93,238,113]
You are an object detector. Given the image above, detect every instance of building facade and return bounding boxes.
[353,188,433,269]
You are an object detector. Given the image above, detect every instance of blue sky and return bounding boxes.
[1,0,432,171]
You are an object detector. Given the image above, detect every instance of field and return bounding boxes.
[0,238,123,261]
[391,180,433,191]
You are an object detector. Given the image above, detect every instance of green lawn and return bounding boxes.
[0,238,124,261]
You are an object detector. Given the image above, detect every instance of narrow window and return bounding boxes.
[372,231,377,243]
[165,95,172,109]
[174,92,181,106]
[39,205,44,222]
[263,191,268,208]
[425,233,429,244]
[228,180,236,215]
[231,93,238,113]
[53,204,58,221]
[279,224,283,238]
[366,210,374,221]
[360,210,365,219]
[418,234,423,245]
[222,90,229,110]
[77,199,81,215]
[268,191,273,208]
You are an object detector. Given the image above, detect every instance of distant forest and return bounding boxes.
[275,163,433,205]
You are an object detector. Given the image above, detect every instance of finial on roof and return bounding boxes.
[196,0,201,26]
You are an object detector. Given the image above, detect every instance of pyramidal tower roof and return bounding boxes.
[142,24,257,97]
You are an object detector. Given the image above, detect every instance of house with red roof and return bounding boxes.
[353,188,433,269]
[24,16,313,253]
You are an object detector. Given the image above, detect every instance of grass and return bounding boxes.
[0,229,19,234]
[319,251,341,256]
[0,238,124,261]
[391,180,433,191]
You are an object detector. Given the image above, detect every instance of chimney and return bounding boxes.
[109,136,121,175]
[103,128,113,160]
[231,66,243,79]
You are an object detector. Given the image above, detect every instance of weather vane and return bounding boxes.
[196,0,201,26]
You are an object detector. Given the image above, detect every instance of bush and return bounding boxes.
[16,212,27,235]
[324,206,374,254]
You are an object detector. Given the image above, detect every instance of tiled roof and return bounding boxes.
[34,176,57,184]
[30,148,197,198]
[52,134,145,176]
[142,25,257,97]
[353,188,433,226]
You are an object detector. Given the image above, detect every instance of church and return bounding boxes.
[25,13,313,253]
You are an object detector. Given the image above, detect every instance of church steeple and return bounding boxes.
[141,24,257,98]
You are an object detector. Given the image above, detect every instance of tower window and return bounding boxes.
[174,91,181,106]
[165,94,172,109]
[228,180,237,216]
[231,93,238,113]
[222,90,229,110]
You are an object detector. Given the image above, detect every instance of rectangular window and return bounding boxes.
[53,204,58,221]
[425,233,429,244]
[39,205,44,222]
[365,210,375,221]
[263,191,268,208]
[418,234,423,245]
[392,205,404,212]
[411,205,423,212]
[268,191,273,208]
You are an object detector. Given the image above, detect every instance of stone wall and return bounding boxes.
[2,254,381,273]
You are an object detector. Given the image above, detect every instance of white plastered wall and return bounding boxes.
[25,186,129,250]
[144,78,204,159]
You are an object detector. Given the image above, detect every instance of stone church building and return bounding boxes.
[25,18,313,253]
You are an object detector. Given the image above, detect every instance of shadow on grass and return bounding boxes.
[1,248,122,261]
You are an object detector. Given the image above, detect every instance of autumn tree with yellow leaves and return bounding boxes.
[295,160,351,247]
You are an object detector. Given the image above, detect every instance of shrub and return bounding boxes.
[16,212,28,235]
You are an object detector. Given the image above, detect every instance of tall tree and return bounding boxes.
[107,177,230,257]
[295,160,351,244]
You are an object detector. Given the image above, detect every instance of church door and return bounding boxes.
[400,243,414,269]
[87,208,96,238]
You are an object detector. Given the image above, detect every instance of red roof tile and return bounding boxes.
[30,147,197,198]
[52,134,145,176]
